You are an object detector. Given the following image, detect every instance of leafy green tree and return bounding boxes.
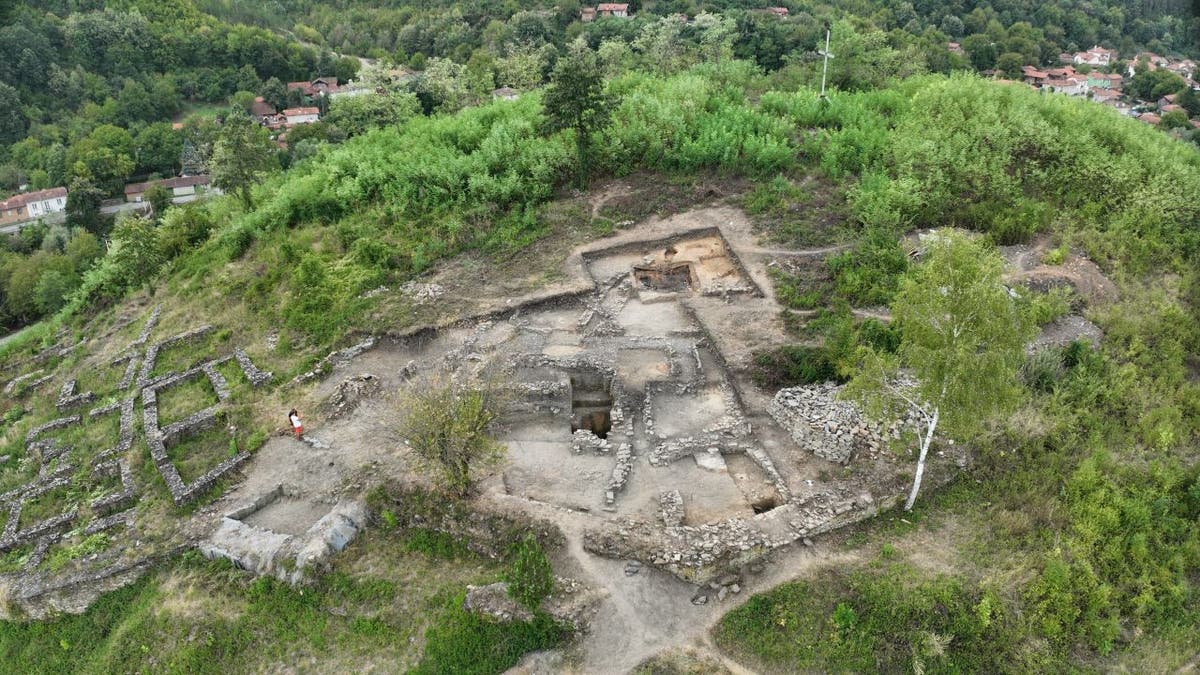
[211,113,277,210]
[996,52,1025,79]
[845,231,1032,510]
[1178,88,1200,118]
[33,268,76,316]
[68,125,136,194]
[542,39,613,188]
[396,373,507,499]
[261,77,288,111]
[0,81,28,146]
[144,183,173,218]
[1127,68,1187,101]
[1159,109,1191,130]
[134,122,183,176]
[64,230,102,271]
[65,178,106,234]
[108,214,163,291]
[230,90,257,113]
[506,535,554,610]
[114,79,156,126]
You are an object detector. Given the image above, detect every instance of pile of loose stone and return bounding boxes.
[769,381,924,464]
[323,373,381,419]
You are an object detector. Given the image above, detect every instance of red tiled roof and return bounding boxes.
[1090,89,1120,100]
[1139,113,1161,124]
[286,78,340,96]
[597,3,628,10]
[0,187,67,211]
[251,96,276,117]
[283,107,320,116]
[1161,104,1184,113]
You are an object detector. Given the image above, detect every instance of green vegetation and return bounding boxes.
[0,2,1197,668]
[397,375,507,499]
[0,528,568,674]
[846,232,1033,510]
[505,535,555,611]
[717,564,1021,673]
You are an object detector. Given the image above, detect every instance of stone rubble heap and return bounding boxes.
[293,337,376,384]
[571,429,611,455]
[323,373,381,419]
[659,490,684,527]
[769,382,923,464]
[400,281,445,305]
[463,582,535,622]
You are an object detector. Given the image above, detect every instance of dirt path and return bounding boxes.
[492,494,864,675]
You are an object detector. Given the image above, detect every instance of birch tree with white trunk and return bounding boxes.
[845,230,1031,510]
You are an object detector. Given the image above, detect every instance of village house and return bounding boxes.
[1090,88,1122,104]
[1166,60,1196,81]
[1160,103,1184,115]
[580,7,596,21]
[287,77,340,98]
[250,97,276,123]
[1074,45,1116,67]
[947,42,964,56]
[0,187,68,227]
[282,107,321,126]
[1129,52,1169,77]
[329,82,370,99]
[1022,66,1049,86]
[596,3,629,18]
[1044,77,1088,97]
[765,7,789,17]
[123,175,220,205]
[492,87,519,101]
[1086,72,1123,90]
[1138,112,1161,125]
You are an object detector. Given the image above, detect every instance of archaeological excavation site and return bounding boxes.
[0,207,977,670]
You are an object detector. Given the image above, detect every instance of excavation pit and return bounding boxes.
[751,495,781,514]
[570,371,614,440]
[632,260,696,293]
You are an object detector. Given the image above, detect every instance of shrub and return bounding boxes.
[506,534,554,610]
[751,346,842,388]
[396,374,507,499]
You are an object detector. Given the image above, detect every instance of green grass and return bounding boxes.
[165,422,233,485]
[151,333,217,378]
[716,564,1039,673]
[175,101,228,122]
[0,524,569,674]
[410,591,570,675]
[155,374,219,428]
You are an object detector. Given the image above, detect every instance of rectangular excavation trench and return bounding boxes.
[569,371,613,439]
